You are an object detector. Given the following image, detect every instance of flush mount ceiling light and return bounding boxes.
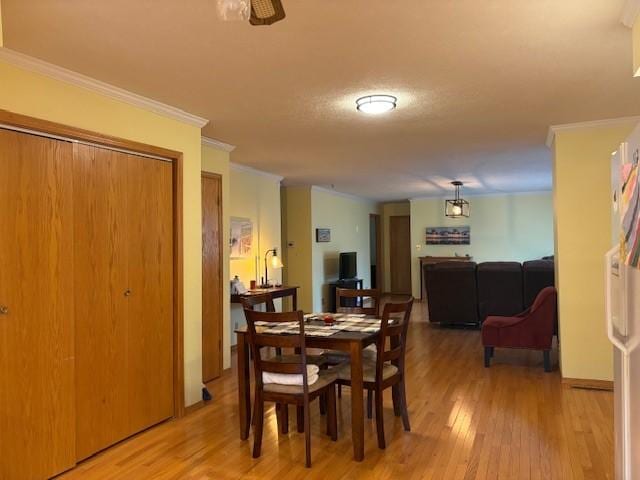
[356,95,397,115]
[216,0,286,25]
[445,181,470,218]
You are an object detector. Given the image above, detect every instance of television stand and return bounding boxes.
[328,278,364,313]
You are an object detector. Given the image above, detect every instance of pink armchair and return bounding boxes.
[481,287,557,372]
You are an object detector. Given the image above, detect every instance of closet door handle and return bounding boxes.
[124,289,132,297]
[0,305,8,315]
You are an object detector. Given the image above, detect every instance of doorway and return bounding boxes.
[202,172,223,383]
[369,214,382,290]
[389,215,412,294]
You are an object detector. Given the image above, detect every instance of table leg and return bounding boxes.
[350,341,365,461]
[237,332,251,440]
[292,289,298,311]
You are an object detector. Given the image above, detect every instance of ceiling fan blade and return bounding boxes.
[250,0,286,25]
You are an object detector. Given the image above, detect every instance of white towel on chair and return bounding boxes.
[262,365,320,386]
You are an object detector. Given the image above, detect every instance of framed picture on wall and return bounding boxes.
[316,228,331,242]
[230,217,253,258]
[426,226,470,245]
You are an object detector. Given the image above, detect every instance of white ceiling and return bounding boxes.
[3,0,640,201]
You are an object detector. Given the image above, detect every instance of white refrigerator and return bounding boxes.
[606,123,640,480]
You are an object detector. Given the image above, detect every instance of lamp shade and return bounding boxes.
[271,255,283,268]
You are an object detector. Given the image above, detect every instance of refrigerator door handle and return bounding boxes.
[605,246,630,355]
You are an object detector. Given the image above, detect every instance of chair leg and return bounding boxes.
[490,347,495,357]
[276,403,289,434]
[251,390,259,426]
[391,384,402,417]
[399,379,411,432]
[338,384,342,398]
[484,346,492,367]
[367,389,373,419]
[304,404,311,468]
[326,386,338,441]
[296,405,304,433]
[374,387,385,449]
[252,393,265,459]
[543,350,552,372]
[319,393,326,416]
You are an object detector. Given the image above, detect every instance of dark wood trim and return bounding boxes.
[0,109,186,419]
[370,214,383,290]
[562,377,613,391]
[201,171,224,381]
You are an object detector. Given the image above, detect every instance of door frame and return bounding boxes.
[201,171,224,382]
[0,109,186,418]
[369,214,383,291]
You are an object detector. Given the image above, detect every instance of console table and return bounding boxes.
[231,285,299,310]
[419,256,472,300]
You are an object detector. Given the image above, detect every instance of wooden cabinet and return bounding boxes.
[0,130,76,479]
[0,126,175,477]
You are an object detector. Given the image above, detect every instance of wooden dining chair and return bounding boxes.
[335,288,381,315]
[240,292,276,312]
[244,309,338,468]
[335,297,414,449]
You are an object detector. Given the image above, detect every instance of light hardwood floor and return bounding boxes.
[59,302,613,479]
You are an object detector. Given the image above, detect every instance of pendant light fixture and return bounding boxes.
[445,181,470,218]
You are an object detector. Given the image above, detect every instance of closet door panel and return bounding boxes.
[0,130,76,479]
[126,155,174,433]
[73,144,130,460]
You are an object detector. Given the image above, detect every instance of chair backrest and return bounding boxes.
[244,309,309,394]
[240,292,276,312]
[375,298,414,379]
[336,288,380,315]
[531,286,557,313]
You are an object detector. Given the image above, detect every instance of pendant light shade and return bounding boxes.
[445,181,470,218]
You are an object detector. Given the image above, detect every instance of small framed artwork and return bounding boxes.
[230,217,253,258]
[316,228,331,242]
[426,226,470,245]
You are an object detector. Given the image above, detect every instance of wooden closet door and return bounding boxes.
[73,144,130,460]
[0,130,76,479]
[202,173,223,382]
[126,154,174,433]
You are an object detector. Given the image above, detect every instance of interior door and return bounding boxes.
[126,154,174,433]
[73,144,130,460]
[0,129,76,479]
[202,173,223,382]
[390,215,412,294]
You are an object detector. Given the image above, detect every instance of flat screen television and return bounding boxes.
[339,252,357,280]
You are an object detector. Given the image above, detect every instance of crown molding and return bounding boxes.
[545,115,640,148]
[311,185,376,203]
[409,189,552,202]
[202,136,236,152]
[230,162,283,182]
[621,0,640,27]
[0,47,209,128]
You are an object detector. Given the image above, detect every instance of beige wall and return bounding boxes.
[201,145,231,372]
[634,15,640,77]
[553,122,636,381]
[310,187,379,312]
[409,193,554,299]
[228,165,282,345]
[0,56,207,406]
[282,186,314,312]
[381,202,410,292]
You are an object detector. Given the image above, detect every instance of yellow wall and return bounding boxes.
[409,193,554,299]
[553,122,636,381]
[381,202,410,292]
[228,165,282,344]
[634,16,640,77]
[282,186,314,311]
[201,145,231,371]
[310,187,380,312]
[0,57,206,406]
[0,0,4,47]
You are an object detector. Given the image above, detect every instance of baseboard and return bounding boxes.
[231,344,237,353]
[185,400,205,415]
[562,377,614,391]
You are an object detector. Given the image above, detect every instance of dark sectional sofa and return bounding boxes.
[423,259,554,326]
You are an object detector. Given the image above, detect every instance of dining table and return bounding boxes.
[235,314,381,462]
